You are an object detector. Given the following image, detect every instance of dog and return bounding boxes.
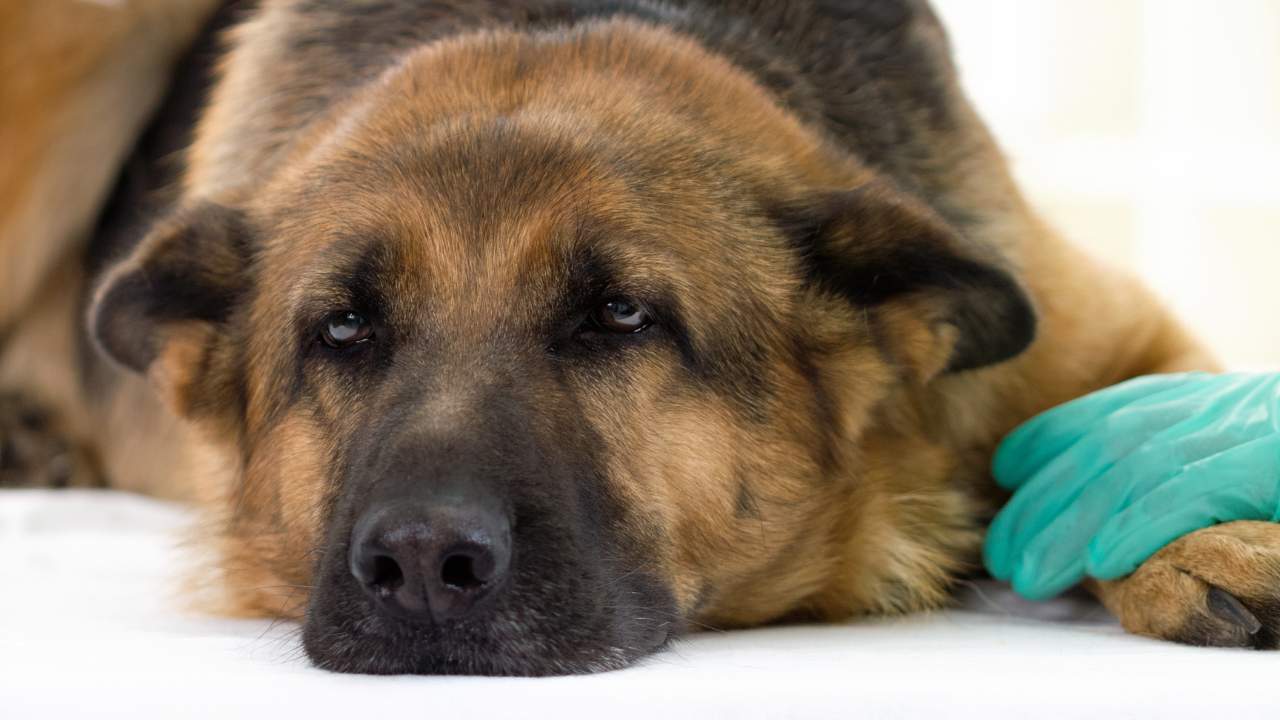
[2,0,1277,675]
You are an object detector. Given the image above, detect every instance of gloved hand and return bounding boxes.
[985,372,1280,600]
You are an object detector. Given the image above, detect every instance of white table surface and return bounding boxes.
[1,489,1274,719]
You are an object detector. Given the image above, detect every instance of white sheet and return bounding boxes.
[1,490,1273,719]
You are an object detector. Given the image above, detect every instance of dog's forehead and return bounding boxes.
[255,111,800,343]
[260,142,676,322]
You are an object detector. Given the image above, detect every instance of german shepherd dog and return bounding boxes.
[2,0,1278,675]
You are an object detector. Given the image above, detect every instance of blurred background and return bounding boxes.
[932,0,1280,369]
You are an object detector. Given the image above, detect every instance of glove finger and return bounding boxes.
[1089,373,1265,457]
[984,404,1180,579]
[983,505,1020,581]
[986,447,1113,582]
[993,373,1207,491]
[1079,403,1277,514]
[1086,433,1280,580]
[996,372,1266,491]
[1156,388,1279,469]
[1172,373,1280,439]
[1005,496,1101,599]
[1012,552,1085,601]
[985,462,1096,582]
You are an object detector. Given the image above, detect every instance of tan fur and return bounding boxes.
[0,0,220,332]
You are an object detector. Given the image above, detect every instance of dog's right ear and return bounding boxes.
[90,201,250,414]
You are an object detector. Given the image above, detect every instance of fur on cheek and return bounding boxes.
[145,323,221,416]
[183,413,331,620]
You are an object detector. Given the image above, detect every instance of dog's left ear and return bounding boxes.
[781,179,1037,377]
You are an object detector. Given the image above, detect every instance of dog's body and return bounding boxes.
[3,0,1279,674]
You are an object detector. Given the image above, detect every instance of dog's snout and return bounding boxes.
[350,503,511,623]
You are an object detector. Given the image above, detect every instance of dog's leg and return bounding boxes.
[0,257,103,490]
[0,392,101,489]
[1090,521,1280,649]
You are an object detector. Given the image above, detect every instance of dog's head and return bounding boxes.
[90,24,1034,675]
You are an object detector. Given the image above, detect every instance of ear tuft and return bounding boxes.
[91,202,250,374]
[780,180,1037,374]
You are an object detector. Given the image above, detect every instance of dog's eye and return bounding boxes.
[592,298,652,334]
[321,311,374,348]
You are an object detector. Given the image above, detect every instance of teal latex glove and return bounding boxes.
[985,372,1280,600]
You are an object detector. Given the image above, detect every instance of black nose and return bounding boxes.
[349,503,511,623]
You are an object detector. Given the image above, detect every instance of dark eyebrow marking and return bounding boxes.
[558,243,619,318]
[338,240,397,317]
[554,237,705,381]
[293,239,397,332]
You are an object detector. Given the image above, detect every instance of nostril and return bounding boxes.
[441,552,484,590]
[351,504,511,623]
[369,554,404,595]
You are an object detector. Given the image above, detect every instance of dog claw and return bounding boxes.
[1206,586,1262,635]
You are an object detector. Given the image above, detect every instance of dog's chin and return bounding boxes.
[300,609,672,677]
[300,571,677,676]
[302,629,661,677]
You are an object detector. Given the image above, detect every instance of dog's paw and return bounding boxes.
[1096,521,1280,649]
[0,393,98,489]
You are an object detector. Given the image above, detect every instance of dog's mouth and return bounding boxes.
[301,607,674,677]
[300,510,678,676]
[301,570,677,676]
[289,364,682,676]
